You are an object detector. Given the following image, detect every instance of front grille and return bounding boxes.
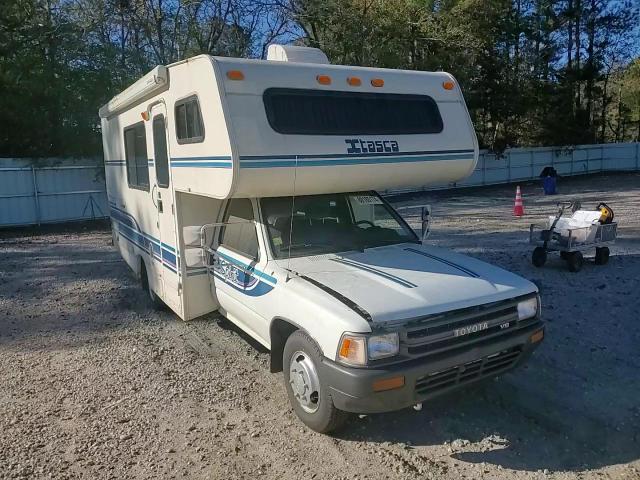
[399,296,538,359]
[415,347,522,395]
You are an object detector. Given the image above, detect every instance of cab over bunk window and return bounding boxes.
[219,199,259,260]
[263,88,444,135]
[175,95,204,144]
[124,122,150,190]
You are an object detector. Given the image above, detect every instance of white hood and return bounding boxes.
[276,243,537,324]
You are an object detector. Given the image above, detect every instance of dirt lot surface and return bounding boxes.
[1,172,639,480]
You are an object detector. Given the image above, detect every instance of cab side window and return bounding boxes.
[220,199,259,259]
[124,122,149,190]
[175,95,204,144]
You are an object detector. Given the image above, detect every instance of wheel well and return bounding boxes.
[139,257,149,291]
[269,318,298,373]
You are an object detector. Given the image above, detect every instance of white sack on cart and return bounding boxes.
[548,210,601,243]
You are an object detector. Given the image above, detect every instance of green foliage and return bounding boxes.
[0,0,638,157]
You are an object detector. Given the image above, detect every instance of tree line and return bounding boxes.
[0,0,638,158]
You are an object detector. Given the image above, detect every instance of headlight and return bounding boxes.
[337,332,399,366]
[368,333,399,360]
[517,297,538,320]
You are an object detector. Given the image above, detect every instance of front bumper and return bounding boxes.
[320,323,544,414]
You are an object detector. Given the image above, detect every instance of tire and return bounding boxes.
[595,247,610,265]
[566,251,583,272]
[560,251,570,260]
[140,261,165,310]
[532,247,547,267]
[283,330,349,434]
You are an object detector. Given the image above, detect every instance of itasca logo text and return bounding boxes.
[453,322,489,337]
[345,139,399,155]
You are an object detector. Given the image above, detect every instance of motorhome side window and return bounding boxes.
[219,199,259,259]
[263,89,443,135]
[124,122,150,190]
[175,96,204,144]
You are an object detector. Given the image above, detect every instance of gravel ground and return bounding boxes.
[1,172,639,480]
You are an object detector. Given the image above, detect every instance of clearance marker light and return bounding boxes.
[347,76,362,86]
[140,111,150,121]
[316,74,332,85]
[443,81,455,90]
[371,78,384,87]
[226,70,245,80]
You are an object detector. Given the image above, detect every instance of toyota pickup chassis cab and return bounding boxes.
[100,45,544,433]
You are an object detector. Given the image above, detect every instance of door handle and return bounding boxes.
[158,199,163,213]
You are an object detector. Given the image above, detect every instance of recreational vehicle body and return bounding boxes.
[100,46,544,433]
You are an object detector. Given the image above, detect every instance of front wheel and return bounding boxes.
[283,331,349,434]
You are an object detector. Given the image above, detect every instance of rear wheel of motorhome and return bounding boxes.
[283,331,349,433]
[140,261,165,310]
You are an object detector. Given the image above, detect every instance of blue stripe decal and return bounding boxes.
[242,149,474,161]
[109,204,178,273]
[170,156,233,169]
[239,152,474,169]
[215,250,277,284]
[332,258,417,288]
[171,162,233,168]
[404,248,480,278]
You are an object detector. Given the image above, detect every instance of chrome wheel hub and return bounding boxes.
[289,350,321,413]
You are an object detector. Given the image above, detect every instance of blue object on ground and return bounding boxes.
[542,176,557,195]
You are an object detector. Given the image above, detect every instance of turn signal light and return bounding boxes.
[347,76,362,86]
[316,74,332,85]
[227,70,245,81]
[373,376,405,392]
[371,78,384,87]
[443,81,455,90]
[140,111,150,121]
[530,330,544,343]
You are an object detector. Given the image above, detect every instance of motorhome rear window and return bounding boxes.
[124,122,149,191]
[263,88,443,135]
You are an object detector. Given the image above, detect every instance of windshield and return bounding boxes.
[260,192,419,259]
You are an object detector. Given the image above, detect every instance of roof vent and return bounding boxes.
[266,44,329,64]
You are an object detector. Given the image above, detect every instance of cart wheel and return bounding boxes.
[566,251,583,272]
[595,247,610,265]
[532,247,547,267]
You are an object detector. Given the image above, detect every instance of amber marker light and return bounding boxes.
[226,70,245,81]
[530,330,544,343]
[443,80,455,90]
[373,376,405,392]
[370,78,384,87]
[347,76,362,86]
[140,111,150,121]
[316,74,332,85]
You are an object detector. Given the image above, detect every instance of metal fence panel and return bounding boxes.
[0,164,107,227]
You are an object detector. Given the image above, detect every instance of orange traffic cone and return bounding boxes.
[513,186,525,217]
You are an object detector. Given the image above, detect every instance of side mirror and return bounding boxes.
[421,205,431,243]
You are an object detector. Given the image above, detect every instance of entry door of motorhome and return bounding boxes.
[151,112,181,313]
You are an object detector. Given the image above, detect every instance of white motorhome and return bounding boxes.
[100,45,544,433]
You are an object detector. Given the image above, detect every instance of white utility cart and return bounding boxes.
[530,202,617,272]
